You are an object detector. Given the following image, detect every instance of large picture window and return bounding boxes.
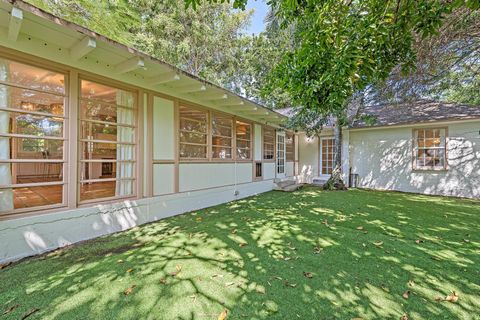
[0,58,66,213]
[413,128,446,170]
[179,106,208,159]
[286,132,294,162]
[212,113,233,159]
[263,127,275,160]
[80,80,136,202]
[236,120,251,160]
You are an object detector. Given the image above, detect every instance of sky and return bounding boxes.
[245,0,269,35]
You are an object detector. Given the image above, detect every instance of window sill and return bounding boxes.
[412,168,448,172]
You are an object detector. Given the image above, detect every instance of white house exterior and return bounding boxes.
[0,0,478,264]
[298,102,480,198]
[0,0,297,263]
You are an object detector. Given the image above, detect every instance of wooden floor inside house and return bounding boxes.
[12,181,116,209]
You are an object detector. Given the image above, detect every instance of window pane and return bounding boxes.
[236,140,250,149]
[1,185,63,210]
[80,121,134,143]
[0,163,62,185]
[10,113,63,137]
[80,142,134,160]
[212,115,232,137]
[237,148,251,160]
[80,101,135,126]
[0,137,63,159]
[80,181,115,201]
[212,137,232,147]
[180,144,207,158]
[0,85,64,115]
[0,58,65,94]
[81,80,134,107]
[80,162,134,181]
[212,146,232,159]
[180,131,207,144]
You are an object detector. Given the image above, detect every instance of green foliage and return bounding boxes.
[26,0,140,45]
[131,0,253,85]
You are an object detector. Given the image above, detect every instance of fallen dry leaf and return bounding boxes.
[196,217,202,221]
[239,242,248,247]
[313,246,323,254]
[434,296,444,301]
[2,304,19,315]
[21,308,40,320]
[352,318,364,320]
[445,291,459,303]
[303,272,313,279]
[463,239,470,243]
[218,309,229,320]
[256,287,266,294]
[231,229,237,234]
[159,278,167,284]
[225,282,235,287]
[117,259,124,264]
[415,239,423,244]
[0,262,12,270]
[124,285,136,295]
[400,313,409,320]
[402,290,410,299]
[381,284,390,293]
[431,256,441,261]
[284,281,297,288]
[356,226,364,230]
[407,280,415,287]
[374,241,384,247]
[126,268,134,273]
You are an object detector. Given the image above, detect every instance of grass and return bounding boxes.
[1,187,479,320]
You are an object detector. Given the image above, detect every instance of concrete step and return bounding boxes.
[312,178,328,186]
[276,180,296,188]
[282,184,301,192]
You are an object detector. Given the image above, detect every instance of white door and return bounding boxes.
[276,131,286,179]
[320,137,336,179]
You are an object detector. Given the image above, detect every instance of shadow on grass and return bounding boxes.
[1,187,479,319]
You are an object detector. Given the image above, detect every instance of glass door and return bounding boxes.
[320,137,336,178]
[276,132,286,178]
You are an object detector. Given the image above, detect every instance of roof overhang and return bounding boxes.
[0,0,286,126]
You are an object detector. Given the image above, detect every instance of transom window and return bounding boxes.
[286,132,294,162]
[0,58,66,213]
[236,120,251,160]
[79,80,137,202]
[212,114,233,159]
[179,106,208,159]
[263,127,275,160]
[413,128,446,170]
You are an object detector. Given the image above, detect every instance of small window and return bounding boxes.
[212,114,233,159]
[179,106,208,159]
[413,128,447,170]
[321,138,336,175]
[263,127,275,160]
[236,120,251,160]
[286,132,294,162]
[255,162,262,178]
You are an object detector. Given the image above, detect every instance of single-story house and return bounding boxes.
[0,0,479,263]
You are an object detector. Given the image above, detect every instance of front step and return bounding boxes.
[312,178,328,186]
[274,179,303,192]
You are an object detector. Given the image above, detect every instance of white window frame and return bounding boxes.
[412,127,448,171]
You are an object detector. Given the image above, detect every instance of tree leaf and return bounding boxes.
[218,309,229,320]
[21,308,39,320]
[2,304,19,316]
[303,272,313,278]
[124,285,136,295]
[445,291,459,302]
[402,290,410,299]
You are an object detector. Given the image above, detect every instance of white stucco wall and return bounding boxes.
[298,133,319,183]
[349,121,480,198]
[0,179,274,264]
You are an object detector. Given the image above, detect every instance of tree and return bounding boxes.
[186,0,479,190]
[130,0,253,86]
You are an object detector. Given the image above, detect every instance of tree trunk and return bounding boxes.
[324,118,347,190]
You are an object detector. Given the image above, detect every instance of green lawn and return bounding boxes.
[1,188,479,320]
